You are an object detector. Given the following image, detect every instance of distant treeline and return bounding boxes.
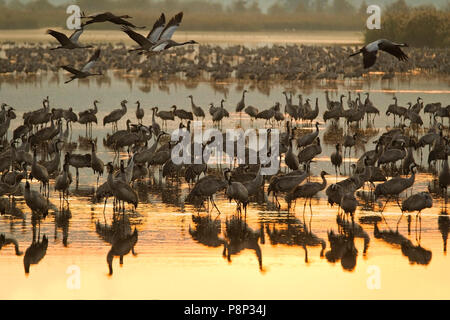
[364,0,450,48]
[0,0,366,30]
[0,0,449,47]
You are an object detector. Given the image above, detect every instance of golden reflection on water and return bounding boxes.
[0,30,363,46]
[0,74,449,300]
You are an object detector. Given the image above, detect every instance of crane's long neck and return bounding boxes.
[176,41,195,47]
[283,92,290,105]
[442,157,448,171]
[407,169,415,187]
[320,174,327,190]
[107,169,115,189]
[349,49,362,57]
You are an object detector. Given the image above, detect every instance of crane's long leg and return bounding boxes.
[396,211,404,232]
[103,197,108,223]
[309,197,313,231]
[395,197,402,211]
[211,196,221,216]
[379,196,391,228]
[379,196,390,214]
[303,199,307,223]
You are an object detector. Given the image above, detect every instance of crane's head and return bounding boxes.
[223,168,231,182]
[106,162,114,173]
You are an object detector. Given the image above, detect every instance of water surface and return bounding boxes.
[0,72,449,300]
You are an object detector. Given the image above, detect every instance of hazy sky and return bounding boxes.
[11,0,449,13]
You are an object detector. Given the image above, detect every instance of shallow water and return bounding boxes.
[0,72,449,299]
[0,29,363,46]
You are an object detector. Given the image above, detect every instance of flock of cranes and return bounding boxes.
[1,88,448,273]
[0,87,448,248]
[4,30,449,81]
[0,88,448,273]
[0,10,448,275]
[46,11,198,84]
[20,9,432,86]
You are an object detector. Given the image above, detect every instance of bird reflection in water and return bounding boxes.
[374,222,432,265]
[336,214,370,256]
[54,207,71,247]
[0,197,26,222]
[95,215,138,275]
[325,229,358,272]
[224,215,264,272]
[23,232,48,274]
[265,217,326,263]
[438,210,449,254]
[188,215,227,257]
[0,233,22,256]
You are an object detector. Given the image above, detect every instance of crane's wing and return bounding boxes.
[81,49,100,72]
[110,17,145,29]
[60,65,82,76]
[47,29,71,46]
[68,28,84,43]
[363,51,378,69]
[147,13,165,43]
[158,12,183,41]
[81,12,111,19]
[80,12,114,27]
[378,42,409,62]
[150,40,170,53]
[121,26,151,47]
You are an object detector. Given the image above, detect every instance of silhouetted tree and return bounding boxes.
[332,0,354,13]
[268,1,287,15]
[232,0,247,12]
[389,0,409,13]
[314,0,328,12]
[359,0,368,15]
